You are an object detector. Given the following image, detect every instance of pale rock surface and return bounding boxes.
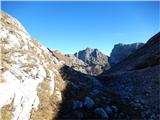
[0,11,63,120]
[72,48,110,75]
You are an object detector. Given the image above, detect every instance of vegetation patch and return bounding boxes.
[0,100,14,120]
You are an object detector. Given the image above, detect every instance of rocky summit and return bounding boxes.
[0,10,160,120]
[73,48,110,75]
[109,42,144,65]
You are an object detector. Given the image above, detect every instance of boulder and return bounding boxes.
[83,97,95,108]
[94,107,109,119]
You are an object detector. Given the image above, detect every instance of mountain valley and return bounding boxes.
[0,10,159,120]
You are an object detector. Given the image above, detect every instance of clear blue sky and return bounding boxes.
[1,1,159,55]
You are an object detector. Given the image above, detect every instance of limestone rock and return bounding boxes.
[109,42,144,65]
[0,10,64,120]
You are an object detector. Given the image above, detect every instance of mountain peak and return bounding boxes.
[73,48,110,75]
[110,42,144,65]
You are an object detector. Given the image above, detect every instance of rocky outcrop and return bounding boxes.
[49,50,88,74]
[73,48,110,75]
[0,10,66,120]
[99,32,160,120]
[50,48,110,76]
[109,42,144,65]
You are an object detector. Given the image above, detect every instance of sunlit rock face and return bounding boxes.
[0,11,65,120]
[73,48,110,75]
[109,42,144,65]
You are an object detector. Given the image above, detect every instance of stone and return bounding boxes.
[94,107,109,119]
[105,106,113,114]
[72,100,83,109]
[83,97,95,108]
[111,105,118,112]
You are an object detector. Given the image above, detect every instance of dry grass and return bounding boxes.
[0,100,14,120]
[30,79,53,120]
[48,64,60,71]
[0,79,5,83]
[30,64,67,120]
[0,38,9,45]
[52,51,72,64]
[31,39,41,48]
[0,11,23,32]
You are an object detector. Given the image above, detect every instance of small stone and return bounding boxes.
[84,97,95,108]
[94,107,109,119]
[111,105,118,112]
[105,106,112,114]
[90,88,100,95]
[72,100,83,109]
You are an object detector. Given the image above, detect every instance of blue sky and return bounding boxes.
[1,1,159,55]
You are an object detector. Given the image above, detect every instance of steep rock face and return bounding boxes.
[73,48,110,75]
[109,42,144,65]
[74,48,108,66]
[0,11,65,120]
[99,33,160,120]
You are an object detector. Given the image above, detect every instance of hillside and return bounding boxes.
[0,10,144,120]
[0,10,159,120]
[0,10,69,120]
[99,32,160,120]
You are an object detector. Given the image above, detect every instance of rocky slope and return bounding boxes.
[99,32,160,120]
[0,10,66,120]
[56,65,141,119]
[73,48,110,75]
[48,49,88,74]
[109,42,144,65]
[0,10,143,120]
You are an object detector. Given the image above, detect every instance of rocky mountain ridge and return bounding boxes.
[71,48,110,75]
[48,43,147,76]
[0,10,136,120]
[0,10,159,120]
[109,42,144,65]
